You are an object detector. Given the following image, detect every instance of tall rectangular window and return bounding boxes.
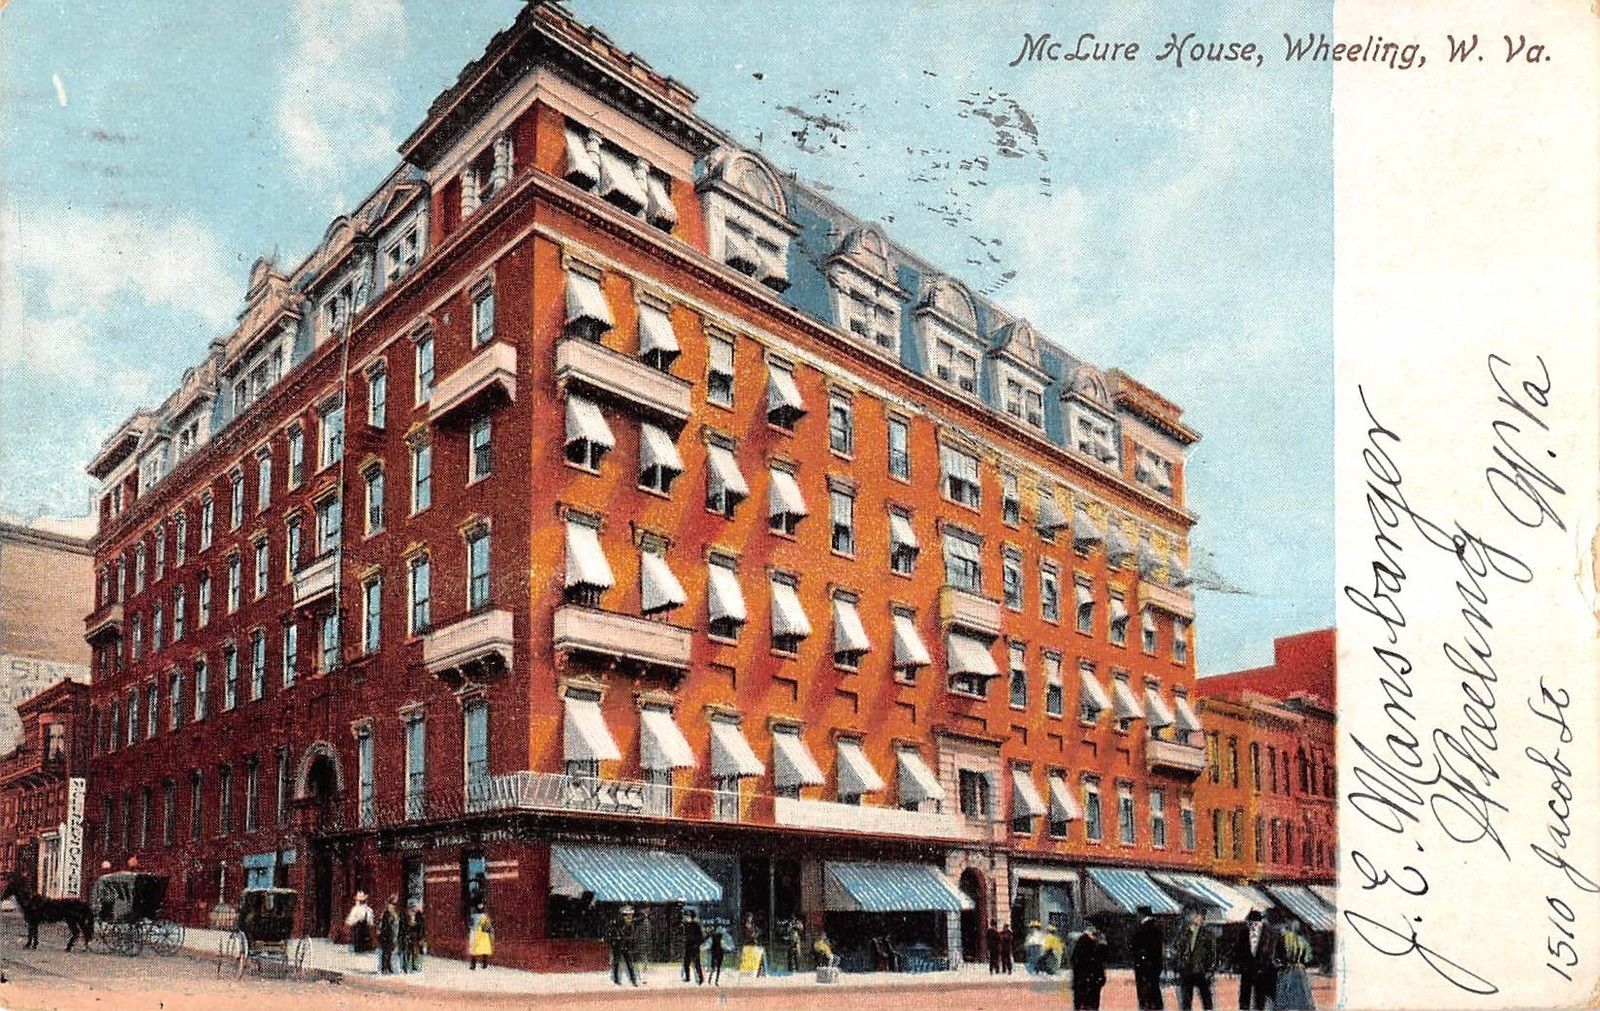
[1008,641,1027,708]
[1181,798,1197,850]
[1150,789,1167,847]
[363,578,382,654]
[940,445,981,508]
[173,588,186,641]
[200,495,214,549]
[287,427,305,487]
[135,544,147,592]
[1040,565,1060,623]
[470,417,492,481]
[1250,742,1262,791]
[887,416,910,480]
[319,612,340,672]
[153,604,165,651]
[472,284,495,346]
[286,516,301,573]
[365,467,384,534]
[276,747,291,826]
[409,555,431,633]
[250,631,266,700]
[465,700,490,800]
[218,764,233,836]
[411,444,431,513]
[146,679,158,738]
[1084,779,1102,842]
[223,647,238,711]
[414,332,435,403]
[169,668,184,730]
[256,452,272,511]
[227,555,241,612]
[189,772,203,840]
[253,538,268,598]
[357,728,375,828]
[230,472,244,529]
[1213,808,1225,859]
[829,488,855,555]
[162,779,176,846]
[942,530,982,593]
[827,395,853,456]
[282,620,298,687]
[1002,549,1023,610]
[1118,784,1136,845]
[175,513,187,565]
[405,716,426,820]
[1044,653,1063,717]
[707,332,734,407]
[467,527,491,611]
[155,528,166,581]
[194,659,208,722]
[244,757,260,832]
[1001,472,1021,525]
[367,367,387,428]
[316,496,341,555]
[319,402,344,469]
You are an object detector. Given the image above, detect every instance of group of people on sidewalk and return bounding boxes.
[1127,905,1317,1011]
[343,891,431,974]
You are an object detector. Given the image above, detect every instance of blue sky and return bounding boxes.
[0,0,1331,674]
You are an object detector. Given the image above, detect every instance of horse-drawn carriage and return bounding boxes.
[92,872,185,957]
[216,888,308,978]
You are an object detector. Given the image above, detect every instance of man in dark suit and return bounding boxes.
[987,921,1002,974]
[1235,909,1278,1009]
[1175,907,1218,1010]
[1130,905,1167,1009]
[1070,921,1110,1010]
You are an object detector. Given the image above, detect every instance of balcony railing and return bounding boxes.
[939,585,1002,639]
[84,603,124,642]
[430,341,517,424]
[555,337,692,425]
[1146,737,1208,776]
[293,553,338,607]
[1139,581,1194,620]
[423,609,513,685]
[552,604,691,672]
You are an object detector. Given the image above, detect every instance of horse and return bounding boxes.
[1,870,94,951]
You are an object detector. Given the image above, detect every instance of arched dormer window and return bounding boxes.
[914,275,983,398]
[696,148,797,292]
[1062,361,1119,467]
[987,317,1049,430]
[826,225,907,356]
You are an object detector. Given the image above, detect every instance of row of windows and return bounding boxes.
[957,767,1197,850]
[1209,808,1337,870]
[101,750,287,852]
[1206,734,1336,797]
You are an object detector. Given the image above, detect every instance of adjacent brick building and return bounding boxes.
[82,2,1231,971]
[0,679,91,898]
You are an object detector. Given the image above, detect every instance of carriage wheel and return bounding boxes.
[149,919,184,956]
[291,937,308,975]
[117,922,144,957]
[95,920,118,954]
[233,931,250,979]
[217,931,242,976]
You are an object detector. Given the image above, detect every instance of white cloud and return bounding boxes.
[277,0,408,209]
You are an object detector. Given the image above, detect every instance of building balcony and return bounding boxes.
[423,609,514,687]
[772,797,966,840]
[1140,581,1195,620]
[430,341,517,425]
[1146,737,1208,777]
[555,337,691,427]
[293,553,337,607]
[552,604,691,673]
[939,585,1002,640]
[84,603,123,643]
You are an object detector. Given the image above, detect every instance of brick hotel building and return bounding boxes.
[82,2,1234,971]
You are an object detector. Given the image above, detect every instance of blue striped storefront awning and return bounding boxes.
[1152,872,1261,921]
[1266,884,1335,932]
[549,844,722,904]
[823,861,972,913]
[1232,882,1273,909]
[1084,867,1182,915]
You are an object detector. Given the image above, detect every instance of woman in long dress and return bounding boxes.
[1274,917,1316,1010]
[345,891,375,953]
[468,903,494,969]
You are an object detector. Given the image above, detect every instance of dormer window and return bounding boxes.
[697,148,796,293]
[826,226,906,355]
[1070,404,1119,466]
[1135,446,1175,497]
[384,225,420,285]
[988,318,1049,431]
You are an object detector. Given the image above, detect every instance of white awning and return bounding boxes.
[766,366,806,418]
[896,749,946,805]
[1144,687,1176,728]
[1080,668,1112,711]
[889,512,919,552]
[707,564,746,623]
[832,597,870,655]
[598,148,647,209]
[723,229,761,273]
[1036,493,1067,534]
[645,174,678,228]
[770,579,811,639]
[939,444,979,483]
[639,707,695,770]
[637,303,679,361]
[772,730,826,788]
[563,127,599,186]
[706,444,749,500]
[710,720,764,778]
[565,394,615,449]
[1174,695,1202,734]
[639,551,686,614]
[1142,609,1158,634]
[892,613,932,667]
[563,694,621,762]
[565,271,614,332]
[1110,596,1130,625]
[768,468,807,518]
[564,522,614,590]
[1075,582,1095,608]
[1168,552,1193,588]
[1138,538,1162,578]
[837,739,886,796]
[946,631,998,678]
[1011,768,1047,817]
[1046,661,1064,690]
[1048,775,1083,821]
[1072,507,1103,547]
[1106,523,1135,564]
[639,423,683,474]
[1111,678,1142,720]
[758,241,789,290]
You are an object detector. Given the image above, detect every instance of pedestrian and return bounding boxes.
[610,904,641,986]
[377,894,400,974]
[1070,922,1110,1010]
[1042,924,1066,975]
[1235,909,1276,1010]
[1175,907,1218,1010]
[345,891,375,954]
[998,922,1014,974]
[1024,919,1046,973]
[812,930,839,969]
[739,911,765,976]
[467,902,494,969]
[681,908,705,984]
[401,900,426,973]
[987,921,1002,974]
[1273,916,1316,1010]
[1131,905,1167,1010]
[706,919,727,986]
[783,916,804,974]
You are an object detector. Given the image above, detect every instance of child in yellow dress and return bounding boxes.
[468,903,494,969]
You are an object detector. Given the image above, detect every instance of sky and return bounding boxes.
[0,0,1332,675]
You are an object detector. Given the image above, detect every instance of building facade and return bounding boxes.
[83,3,1215,971]
[0,515,93,713]
[0,679,91,898]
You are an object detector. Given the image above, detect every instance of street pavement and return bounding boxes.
[0,910,1338,1009]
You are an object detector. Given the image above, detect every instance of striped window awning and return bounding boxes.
[768,468,808,519]
[1106,523,1135,565]
[1080,668,1113,712]
[565,521,614,590]
[832,596,870,655]
[766,366,806,418]
[896,749,945,805]
[563,127,599,187]
[1174,695,1203,734]
[947,631,999,678]
[823,861,971,913]
[637,303,680,362]
[769,579,811,639]
[1048,774,1082,822]
[1144,687,1176,728]
[1111,678,1142,721]
[1168,551,1193,588]
[1110,596,1130,626]
[565,270,614,333]
[597,148,647,210]
[563,693,621,763]
[892,613,932,668]
[706,445,748,502]
[645,175,678,230]
[1036,492,1067,534]
[707,563,746,624]
[889,512,919,553]
[1309,884,1336,910]
[565,395,615,449]
[710,720,764,778]
[1084,866,1181,916]
[1011,768,1046,817]
[772,729,826,788]
[836,738,885,796]
[1073,507,1103,549]
[1138,537,1163,578]
[639,423,683,476]
[1267,884,1336,932]
[639,551,686,614]
[550,844,721,904]
[639,707,695,771]
[1151,872,1264,922]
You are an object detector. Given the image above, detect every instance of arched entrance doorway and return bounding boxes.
[958,868,987,963]
[294,742,343,938]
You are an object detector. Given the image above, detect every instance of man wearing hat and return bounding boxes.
[1234,909,1277,1009]
[609,904,641,986]
[1130,904,1167,1009]
[1175,906,1218,1009]
[1071,920,1110,1010]
[681,908,705,984]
